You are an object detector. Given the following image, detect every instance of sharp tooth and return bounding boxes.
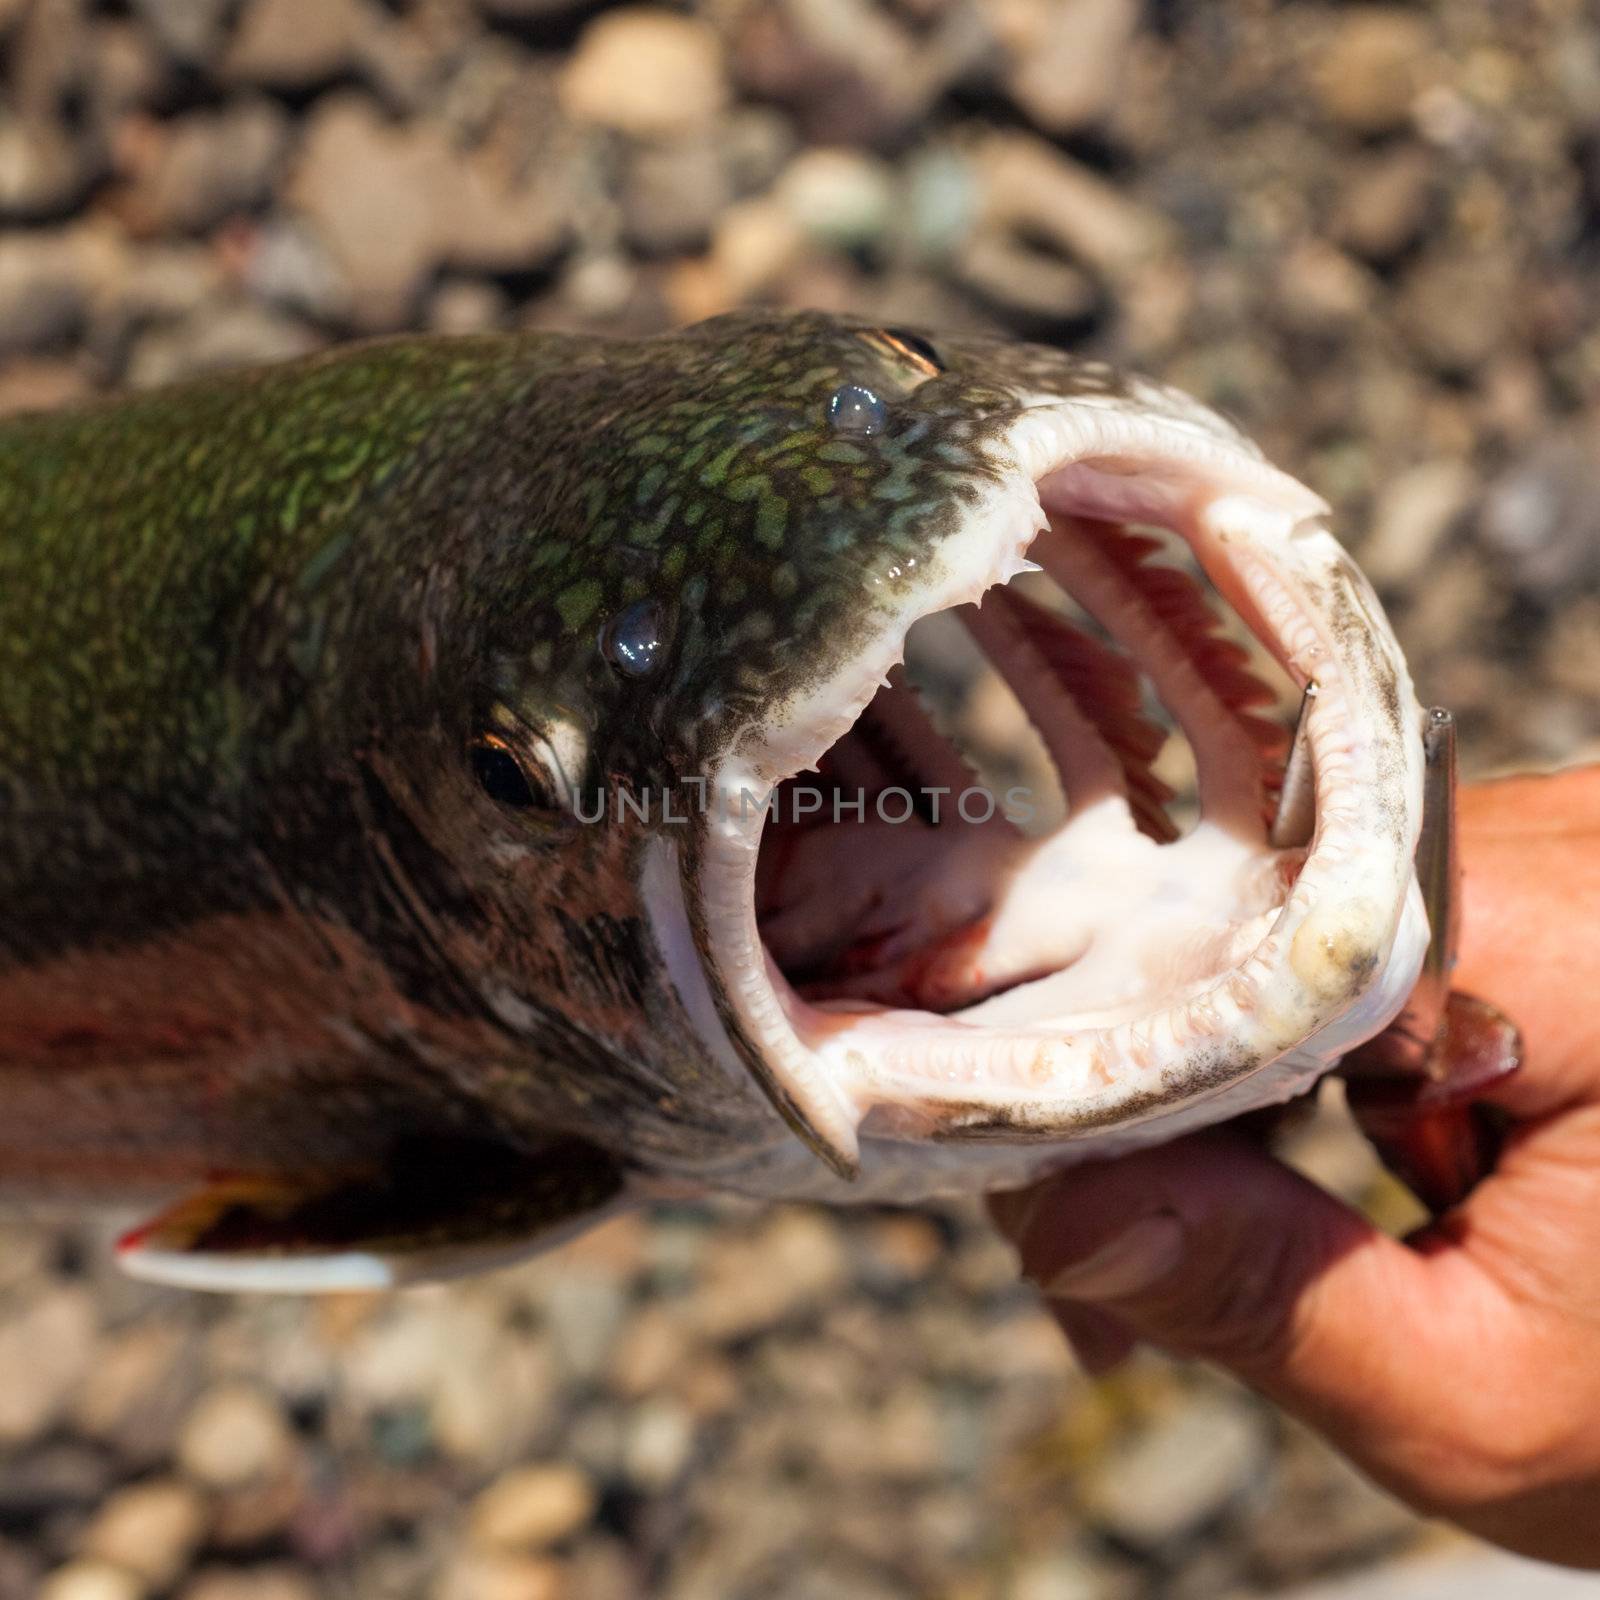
[1269,680,1318,849]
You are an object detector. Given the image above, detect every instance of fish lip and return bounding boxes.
[685,398,1427,1182]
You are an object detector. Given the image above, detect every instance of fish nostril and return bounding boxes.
[599,599,668,678]
[827,384,887,436]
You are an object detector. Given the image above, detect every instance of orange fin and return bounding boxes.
[116,1136,627,1292]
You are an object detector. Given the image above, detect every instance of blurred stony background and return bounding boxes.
[2,0,1599,1596]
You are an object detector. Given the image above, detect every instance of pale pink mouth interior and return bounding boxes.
[754,469,1305,1064]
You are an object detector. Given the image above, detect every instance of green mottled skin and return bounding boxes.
[0,310,1135,1249]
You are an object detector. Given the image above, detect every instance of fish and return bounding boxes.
[0,309,1436,1291]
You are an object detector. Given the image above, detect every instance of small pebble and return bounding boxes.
[37,1561,145,1600]
[559,9,727,138]
[176,1384,294,1491]
[1081,1395,1272,1552]
[466,1465,598,1553]
[80,1478,207,1591]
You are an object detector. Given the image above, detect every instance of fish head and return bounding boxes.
[444,309,1428,1198]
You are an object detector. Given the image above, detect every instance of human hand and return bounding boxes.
[990,767,1600,1567]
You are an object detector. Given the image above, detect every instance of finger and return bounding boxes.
[996,1130,1545,1510]
[1050,1301,1139,1376]
[1456,770,1600,1119]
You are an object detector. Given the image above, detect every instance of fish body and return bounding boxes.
[0,312,1429,1288]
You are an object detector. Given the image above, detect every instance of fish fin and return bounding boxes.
[115,1136,627,1293]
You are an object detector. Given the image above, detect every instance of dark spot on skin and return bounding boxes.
[553,906,653,1008]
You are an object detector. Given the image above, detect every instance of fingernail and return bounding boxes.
[1039,1210,1184,1303]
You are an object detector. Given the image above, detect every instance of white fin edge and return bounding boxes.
[118,1246,396,1293]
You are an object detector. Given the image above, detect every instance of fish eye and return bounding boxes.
[827,383,887,436]
[469,731,546,809]
[856,327,943,379]
[880,328,942,373]
[599,599,667,678]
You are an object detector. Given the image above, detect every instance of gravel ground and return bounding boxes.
[2,1,1599,1596]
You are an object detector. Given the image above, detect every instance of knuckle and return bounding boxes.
[1406,1406,1579,1514]
[1138,1216,1307,1372]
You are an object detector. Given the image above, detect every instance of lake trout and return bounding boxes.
[0,309,1446,1290]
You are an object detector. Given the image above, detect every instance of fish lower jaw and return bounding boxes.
[699,403,1427,1177]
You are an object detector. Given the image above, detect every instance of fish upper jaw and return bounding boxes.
[679,392,1428,1186]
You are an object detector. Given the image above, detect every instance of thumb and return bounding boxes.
[992,1129,1538,1514]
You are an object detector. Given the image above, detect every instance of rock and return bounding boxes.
[0,1441,115,1522]
[231,217,351,322]
[954,229,1099,331]
[179,1569,320,1600]
[723,107,797,198]
[0,357,89,416]
[176,1384,295,1491]
[988,0,1141,134]
[1244,1424,1416,1583]
[733,0,978,147]
[87,19,169,121]
[0,120,86,219]
[209,1466,305,1550]
[1081,1394,1271,1552]
[0,229,88,354]
[1333,145,1438,263]
[11,0,84,119]
[773,147,897,251]
[559,1540,632,1600]
[286,94,568,329]
[479,0,595,17]
[114,99,289,235]
[1479,434,1600,598]
[0,1219,51,1290]
[0,1286,97,1445]
[0,1537,41,1600]
[969,131,1173,281]
[559,9,727,138]
[525,1269,630,1386]
[129,0,232,63]
[623,136,731,255]
[37,1562,144,1600]
[859,1214,945,1287]
[80,1479,208,1592]
[1311,8,1433,134]
[281,94,441,327]
[1358,458,1473,588]
[607,1303,697,1399]
[1275,238,1373,333]
[429,1315,564,1464]
[666,194,806,322]
[435,1553,567,1600]
[466,1464,598,1553]
[1007,1547,1139,1600]
[621,1398,695,1490]
[224,0,364,88]
[692,1208,849,1342]
[124,301,320,387]
[427,278,511,334]
[352,11,458,115]
[1399,247,1515,374]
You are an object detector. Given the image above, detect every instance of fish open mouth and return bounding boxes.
[695,401,1429,1182]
